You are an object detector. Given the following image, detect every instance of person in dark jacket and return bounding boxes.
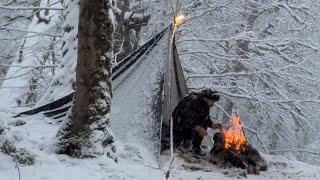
[172,88,223,156]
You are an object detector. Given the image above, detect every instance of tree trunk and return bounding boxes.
[56,0,115,159]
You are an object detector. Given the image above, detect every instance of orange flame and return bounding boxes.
[223,114,247,152]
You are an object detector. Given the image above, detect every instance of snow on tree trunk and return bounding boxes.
[56,0,116,159]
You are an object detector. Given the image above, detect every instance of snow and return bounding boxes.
[175,0,320,165]
[1,29,320,180]
[0,0,63,110]
[37,0,79,106]
[124,12,144,21]
[1,111,320,180]
[108,7,117,29]
[1,0,320,179]
[110,29,168,165]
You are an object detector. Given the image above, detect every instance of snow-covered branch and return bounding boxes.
[0,6,63,11]
[275,2,304,24]
[0,69,33,81]
[0,64,58,68]
[187,72,255,79]
[269,149,320,156]
[0,27,62,37]
[187,0,233,21]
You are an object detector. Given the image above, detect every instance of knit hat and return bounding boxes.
[201,88,220,101]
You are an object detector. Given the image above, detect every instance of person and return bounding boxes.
[172,88,223,156]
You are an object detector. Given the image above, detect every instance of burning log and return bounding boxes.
[210,114,267,173]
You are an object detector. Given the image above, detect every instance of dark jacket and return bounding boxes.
[172,92,213,144]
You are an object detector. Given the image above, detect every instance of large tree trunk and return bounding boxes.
[56,0,115,159]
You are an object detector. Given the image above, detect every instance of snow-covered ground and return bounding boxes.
[1,111,320,180]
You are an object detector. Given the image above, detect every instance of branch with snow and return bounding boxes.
[0,6,63,11]
[0,27,62,37]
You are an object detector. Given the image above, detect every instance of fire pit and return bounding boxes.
[210,113,267,175]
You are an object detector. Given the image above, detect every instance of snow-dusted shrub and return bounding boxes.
[9,119,26,127]
[1,139,16,155]
[14,148,36,165]
[0,139,35,165]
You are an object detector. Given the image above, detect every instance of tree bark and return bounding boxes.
[56,0,115,159]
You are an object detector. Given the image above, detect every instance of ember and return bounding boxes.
[223,114,247,152]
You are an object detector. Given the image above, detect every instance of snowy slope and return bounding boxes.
[1,111,320,180]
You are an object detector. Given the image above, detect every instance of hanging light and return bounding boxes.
[173,12,187,36]
[174,12,187,27]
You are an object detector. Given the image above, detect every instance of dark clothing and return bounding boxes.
[172,92,213,148]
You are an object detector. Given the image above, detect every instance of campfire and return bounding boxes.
[223,114,247,153]
[210,113,267,175]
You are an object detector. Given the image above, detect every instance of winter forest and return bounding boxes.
[0,0,320,179]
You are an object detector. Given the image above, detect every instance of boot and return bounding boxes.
[192,146,206,156]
